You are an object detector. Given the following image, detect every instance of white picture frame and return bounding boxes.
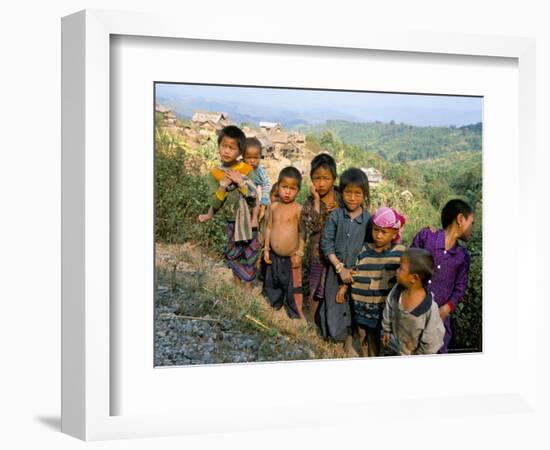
[61,9,537,441]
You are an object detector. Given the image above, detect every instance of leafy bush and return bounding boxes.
[369,181,439,246]
[155,132,227,254]
[449,200,483,352]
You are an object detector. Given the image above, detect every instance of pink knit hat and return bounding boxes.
[372,207,406,243]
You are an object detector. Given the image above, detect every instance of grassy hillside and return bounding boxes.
[299,120,482,162]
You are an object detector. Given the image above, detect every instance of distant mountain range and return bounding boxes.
[155,92,481,129]
[155,94,310,128]
[155,91,482,162]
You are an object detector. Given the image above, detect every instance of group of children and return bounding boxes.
[199,125,476,357]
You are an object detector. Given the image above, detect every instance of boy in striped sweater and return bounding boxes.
[338,207,406,356]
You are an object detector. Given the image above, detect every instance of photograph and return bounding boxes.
[154,82,483,366]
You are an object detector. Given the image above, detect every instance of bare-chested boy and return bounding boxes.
[263,167,305,319]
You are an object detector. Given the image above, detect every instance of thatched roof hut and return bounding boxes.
[363,167,382,185]
[267,130,289,144]
[155,102,169,113]
[192,111,232,129]
[260,121,283,132]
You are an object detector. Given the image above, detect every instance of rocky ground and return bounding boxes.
[154,243,329,367]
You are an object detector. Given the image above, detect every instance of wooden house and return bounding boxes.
[192,111,232,130]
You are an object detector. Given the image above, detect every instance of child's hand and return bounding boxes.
[339,268,356,284]
[336,285,348,304]
[439,304,451,321]
[198,210,213,223]
[264,250,272,265]
[381,333,390,347]
[219,176,232,188]
[310,184,320,200]
[325,201,338,213]
[225,170,244,186]
[251,217,258,228]
[291,254,301,269]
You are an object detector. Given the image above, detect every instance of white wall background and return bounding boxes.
[0,1,547,448]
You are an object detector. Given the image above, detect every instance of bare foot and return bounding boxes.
[344,335,358,357]
[361,341,369,357]
[251,286,263,296]
[357,328,368,357]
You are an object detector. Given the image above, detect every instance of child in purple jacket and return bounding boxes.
[411,199,475,353]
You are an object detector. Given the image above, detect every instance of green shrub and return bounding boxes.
[450,201,483,352]
[155,140,227,254]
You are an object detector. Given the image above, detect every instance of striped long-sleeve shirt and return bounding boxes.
[254,164,270,206]
[351,243,406,304]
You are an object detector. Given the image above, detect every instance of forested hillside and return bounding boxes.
[298,120,482,162]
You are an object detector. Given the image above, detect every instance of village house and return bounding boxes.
[256,121,306,160]
[155,102,177,127]
[363,167,383,186]
[259,121,283,133]
[256,136,274,157]
[155,102,169,114]
[192,111,232,131]
[289,132,305,145]
[164,111,177,126]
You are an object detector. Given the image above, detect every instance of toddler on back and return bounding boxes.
[242,137,270,229]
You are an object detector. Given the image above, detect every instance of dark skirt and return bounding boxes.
[317,266,351,341]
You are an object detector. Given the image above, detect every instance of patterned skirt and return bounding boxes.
[224,222,258,282]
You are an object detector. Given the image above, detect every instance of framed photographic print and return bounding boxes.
[153,81,483,366]
[62,9,537,441]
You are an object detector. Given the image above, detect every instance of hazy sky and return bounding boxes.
[156,83,482,127]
